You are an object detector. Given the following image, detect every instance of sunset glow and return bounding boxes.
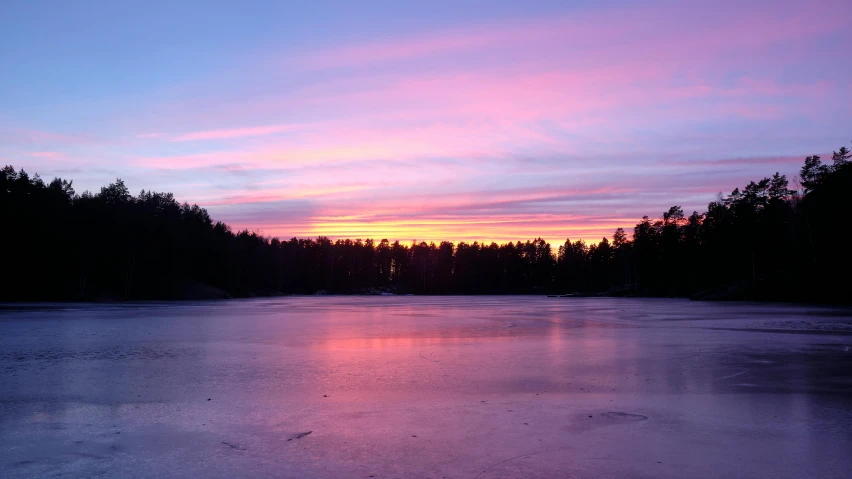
[2,0,850,244]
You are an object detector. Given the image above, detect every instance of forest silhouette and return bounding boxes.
[2,143,849,302]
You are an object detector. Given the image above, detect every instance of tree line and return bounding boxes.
[1,143,849,302]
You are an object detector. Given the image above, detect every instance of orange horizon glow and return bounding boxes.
[226,216,638,247]
[5,0,849,245]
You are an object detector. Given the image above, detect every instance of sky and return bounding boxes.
[1,0,850,245]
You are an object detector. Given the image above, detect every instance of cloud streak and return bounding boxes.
[5,0,851,245]
[172,123,304,142]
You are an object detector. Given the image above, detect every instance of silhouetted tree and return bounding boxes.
[2,141,850,302]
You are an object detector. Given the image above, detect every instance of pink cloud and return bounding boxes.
[118,0,848,158]
[198,148,810,246]
[29,151,62,158]
[13,0,848,247]
[157,64,836,154]
[136,120,555,169]
[126,0,845,135]
[133,67,833,173]
[197,183,375,206]
[172,123,304,142]
[296,0,843,71]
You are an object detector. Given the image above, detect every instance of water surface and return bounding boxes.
[1,297,851,478]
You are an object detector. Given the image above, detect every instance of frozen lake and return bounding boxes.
[1,297,851,478]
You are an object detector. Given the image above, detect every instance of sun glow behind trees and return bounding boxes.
[2,142,849,302]
[3,1,849,247]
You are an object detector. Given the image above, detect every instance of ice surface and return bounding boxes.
[1,297,851,478]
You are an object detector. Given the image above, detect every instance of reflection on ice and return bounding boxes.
[1,297,851,478]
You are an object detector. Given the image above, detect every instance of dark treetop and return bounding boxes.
[2,143,850,302]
